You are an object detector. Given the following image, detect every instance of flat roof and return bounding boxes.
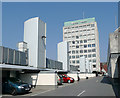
[0,64,67,72]
[0,64,39,70]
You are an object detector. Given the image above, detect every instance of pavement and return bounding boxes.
[2,76,117,97]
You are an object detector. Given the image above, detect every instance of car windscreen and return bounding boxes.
[9,78,22,83]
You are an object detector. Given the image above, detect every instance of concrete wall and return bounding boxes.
[79,57,93,73]
[79,74,86,79]
[58,41,69,71]
[107,28,120,78]
[68,73,96,80]
[20,73,57,86]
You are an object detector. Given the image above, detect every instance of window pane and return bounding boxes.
[76,55,79,58]
[84,45,87,48]
[84,55,87,58]
[92,44,95,47]
[72,41,75,44]
[92,49,96,52]
[88,44,91,47]
[93,54,96,57]
[88,54,91,58]
[72,56,75,58]
[93,59,96,63]
[76,46,79,48]
[72,51,75,54]
[80,40,83,43]
[80,55,83,57]
[93,65,96,68]
[76,36,79,39]
[91,24,95,27]
[84,40,87,43]
[80,50,83,53]
[88,49,91,52]
[76,60,79,63]
[72,61,75,63]
[84,50,87,53]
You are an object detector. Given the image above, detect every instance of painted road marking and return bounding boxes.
[77,90,86,96]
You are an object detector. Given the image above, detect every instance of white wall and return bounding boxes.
[58,41,69,71]
[24,17,46,68]
[20,73,57,86]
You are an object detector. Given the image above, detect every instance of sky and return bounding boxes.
[2,2,118,62]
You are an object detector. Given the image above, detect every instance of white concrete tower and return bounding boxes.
[24,17,46,68]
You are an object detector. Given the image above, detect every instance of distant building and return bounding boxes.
[0,46,27,65]
[46,58,63,70]
[18,42,27,52]
[63,18,100,72]
[100,62,107,75]
[107,27,120,79]
[24,17,46,68]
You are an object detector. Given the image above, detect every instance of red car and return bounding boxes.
[61,74,74,83]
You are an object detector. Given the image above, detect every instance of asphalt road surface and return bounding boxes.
[32,76,115,96]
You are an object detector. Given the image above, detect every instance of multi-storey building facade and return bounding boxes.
[63,18,100,72]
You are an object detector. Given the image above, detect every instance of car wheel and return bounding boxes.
[11,88,17,95]
[68,80,71,83]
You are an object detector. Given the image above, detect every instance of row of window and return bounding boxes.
[69,64,96,68]
[64,34,95,39]
[70,44,95,49]
[70,54,96,59]
[64,28,95,34]
[69,39,95,45]
[70,59,96,64]
[64,24,95,30]
[71,40,95,44]
[70,49,96,54]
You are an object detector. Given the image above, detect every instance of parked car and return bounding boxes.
[57,75,63,85]
[61,74,74,83]
[2,77,32,95]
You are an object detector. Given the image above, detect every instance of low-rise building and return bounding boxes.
[100,62,107,75]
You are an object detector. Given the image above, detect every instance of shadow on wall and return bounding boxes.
[20,73,39,88]
[113,56,120,98]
